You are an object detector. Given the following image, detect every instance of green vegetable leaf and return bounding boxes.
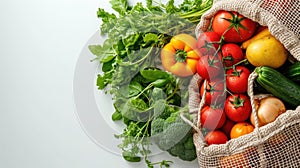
[97,8,117,22]
[102,59,114,72]
[140,69,172,82]
[165,0,179,13]
[88,40,115,63]
[129,81,143,97]
[143,33,159,44]
[88,45,103,57]
[96,74,107,90]
[91,0,214,166]
[97,8,117,34]
[153,99,166,117]
[112,111,123,121]
[151,87,165,101]
[110,0,129,16]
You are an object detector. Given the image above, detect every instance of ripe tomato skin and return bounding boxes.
[197,31,221,55]
[219,43,244,67]
[200,79,226,106]
[230,122,254,139]
[200,106,226,130]
[225,94,252,122]
[221,119,236,137]
[226,66,251,93]
[197,55,224,80]
[205,130,228,145]
[212,11,257,43]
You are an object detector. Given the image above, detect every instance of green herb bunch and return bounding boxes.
[89,0,213,167]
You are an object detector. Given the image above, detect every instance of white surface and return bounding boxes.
[0,0,198,167]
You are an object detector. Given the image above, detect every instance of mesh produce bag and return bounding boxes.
[185,0,300,167]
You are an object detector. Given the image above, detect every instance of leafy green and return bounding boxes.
[112,69,191,165]
[90,0,214,167]
[96,9,117,34]
[110,0,129,16]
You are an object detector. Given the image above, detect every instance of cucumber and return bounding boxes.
[284,62,300,82]
[255,66,300,107]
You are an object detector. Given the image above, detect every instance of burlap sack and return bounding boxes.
[186,0,300,167]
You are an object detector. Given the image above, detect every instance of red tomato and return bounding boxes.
[225,94,252,122]
[212,11,257,43]
[221,119,236,137]
[205,130,228,145]
[226,66,251,93]
[197,31,221,55]
[196,55,224,80]
[200,79,226,106]
[200,106,226,130]
[219,43,244,67]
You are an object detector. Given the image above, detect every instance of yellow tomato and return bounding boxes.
[246,36,287,68]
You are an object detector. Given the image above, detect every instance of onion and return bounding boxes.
[250,96,286,127]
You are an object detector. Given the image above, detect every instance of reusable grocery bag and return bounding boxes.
[185,0,300,167]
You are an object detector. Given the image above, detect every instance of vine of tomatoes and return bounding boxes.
[197,10,258,145]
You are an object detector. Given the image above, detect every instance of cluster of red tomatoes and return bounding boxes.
[195,10,259,145]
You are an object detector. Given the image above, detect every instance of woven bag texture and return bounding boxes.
[187,0,300,167]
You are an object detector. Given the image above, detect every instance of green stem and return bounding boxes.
[166,83,179,101]
[135,83,154,99]
[224,58,248,70]
[131,46,155,65]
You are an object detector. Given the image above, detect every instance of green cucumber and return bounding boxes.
[255,66,300,107]
[285,62,300,82]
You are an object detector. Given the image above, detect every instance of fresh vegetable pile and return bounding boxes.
[89,0,300,167]
[89,0,213,167]
[194,10,300,145]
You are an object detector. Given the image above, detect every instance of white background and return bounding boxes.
[0,0,123,167]
[0,0,198,167]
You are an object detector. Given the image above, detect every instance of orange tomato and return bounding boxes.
[230,122,254,139]
[161,34,201,77]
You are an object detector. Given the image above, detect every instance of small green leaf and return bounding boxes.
[153,99,166,117]
[129,81,143,97]
[101,55,115,63]
[165,0,178,13]
[143,33,159,43]
[122,154,141,162]
[151,87,165,101]
[96,74,106,90]
[112,111,122,121]
[97,8,117,22]
[110,0,129,16]
[102,60,113,72]
[140,69,172,82]
[88,45,103,57]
